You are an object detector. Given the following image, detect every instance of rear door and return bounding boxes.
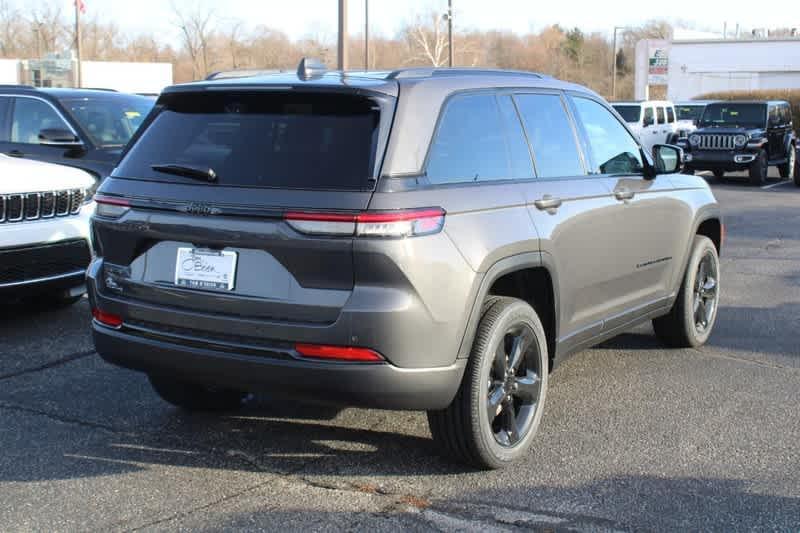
[95,88,394,325]
[656,106,669,145]
[640,106,656,155]
[510,90,624,351]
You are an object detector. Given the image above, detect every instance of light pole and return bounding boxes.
[446,0,454,67]
[337,0,348,71]
[611,26,627,100]
[364,0,369,70]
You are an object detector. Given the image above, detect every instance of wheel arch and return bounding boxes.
[457,252,559,368]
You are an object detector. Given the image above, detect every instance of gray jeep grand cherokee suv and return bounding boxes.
[89,62,723,469]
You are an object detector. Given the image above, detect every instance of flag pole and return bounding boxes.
[74,1,82,88]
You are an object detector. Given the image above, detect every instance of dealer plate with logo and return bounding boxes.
[174,248,238,291]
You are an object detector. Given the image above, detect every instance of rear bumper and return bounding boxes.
[93,323,466,410]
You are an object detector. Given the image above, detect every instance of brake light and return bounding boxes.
[284,208,445,238]
[295,343,384,362]
[92,308,123,329]
[95,195,130,218]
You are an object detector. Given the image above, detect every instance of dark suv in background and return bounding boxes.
[89,62,722,469]
[0,86,154,181]
[681,100,796,185]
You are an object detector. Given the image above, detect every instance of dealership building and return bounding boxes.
[0,52,172,94]
[635,36,800,101]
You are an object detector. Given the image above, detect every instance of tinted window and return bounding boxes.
[643,107,654,125]
[427,93,511,183]
[572,97,643,175]
[667,107,675,123]
[676,105,704,121]
[657,107,666,124]
[115,92,381,190]
[497,95,534,179]
[11,97,71,144]
[515,93,584,178]
[699,103,766,129]
[62,95,153,148]
[612,105,641,123]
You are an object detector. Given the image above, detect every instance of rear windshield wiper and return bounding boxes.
[151,163,217,183]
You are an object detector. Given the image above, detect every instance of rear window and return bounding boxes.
[114,92,382,190]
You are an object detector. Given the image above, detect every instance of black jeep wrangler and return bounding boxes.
[681,100,796,185]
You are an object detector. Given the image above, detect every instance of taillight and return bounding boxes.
[92,308,123,329]
[284,208,445,238]
[94,195,130,218]
[295,343,384,362]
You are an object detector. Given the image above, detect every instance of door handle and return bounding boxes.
[614,188,635,201]
[534,195,563,211]
[7,150,23,158]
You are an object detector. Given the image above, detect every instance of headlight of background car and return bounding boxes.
[734,134,748,148]
[689,134,701,146]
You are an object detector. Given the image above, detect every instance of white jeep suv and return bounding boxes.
[612,100,678,156]
[1,155,95,306]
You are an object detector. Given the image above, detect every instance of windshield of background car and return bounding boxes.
[612,105,641,123]
[113,91,381,190]
[677,105,704,121]
[62,95,154,148]
[699,103,766,129]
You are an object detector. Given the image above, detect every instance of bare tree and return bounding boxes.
[171,1,215,79]
[402,12,449,66]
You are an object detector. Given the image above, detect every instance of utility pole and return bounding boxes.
[74,1,83,88]
[611,26,625,100]
[364,0,369,70]
[337,0,348,71]
[447,0,454,67]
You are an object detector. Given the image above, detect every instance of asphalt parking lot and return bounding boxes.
[2,173,799,532]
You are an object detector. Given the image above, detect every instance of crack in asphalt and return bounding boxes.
[0,349,96,381]
[0,402,127,434]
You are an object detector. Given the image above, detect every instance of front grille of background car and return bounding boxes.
[0,239,91,285]
[699,134,736,150]
[0,189,86,223]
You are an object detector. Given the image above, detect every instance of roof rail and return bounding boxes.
[0,84,35,89]
[386,67,546,80]
[83,87,118,92]
[206,69,286,81]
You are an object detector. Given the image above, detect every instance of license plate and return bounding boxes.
[174,248,237,291]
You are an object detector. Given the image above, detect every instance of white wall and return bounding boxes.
[0,59,20,84]
[667,40,800,101]
[81,61,173,94]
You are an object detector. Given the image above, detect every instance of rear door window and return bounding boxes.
[657,107,666,124]
[667,107,675,123]
[426,93,515,183]
[114,92,382,190]
[514,93,584,178]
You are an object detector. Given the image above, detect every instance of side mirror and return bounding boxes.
[38,128,84,149]
[651,144,683,176]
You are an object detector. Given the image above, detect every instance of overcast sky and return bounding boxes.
[53,0,800,44]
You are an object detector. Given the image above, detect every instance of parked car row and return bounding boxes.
[0,85,154,306]
[614,98,798,186]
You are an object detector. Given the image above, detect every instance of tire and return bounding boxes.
[712,169,725,180]
[653,236,720,348]
[795,149,800,187]
[148,375,247,412]
[748,149,768,186]
[778,144,795,180]
[427,297,548,469]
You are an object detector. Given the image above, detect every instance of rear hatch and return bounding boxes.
[93,83,396,325]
